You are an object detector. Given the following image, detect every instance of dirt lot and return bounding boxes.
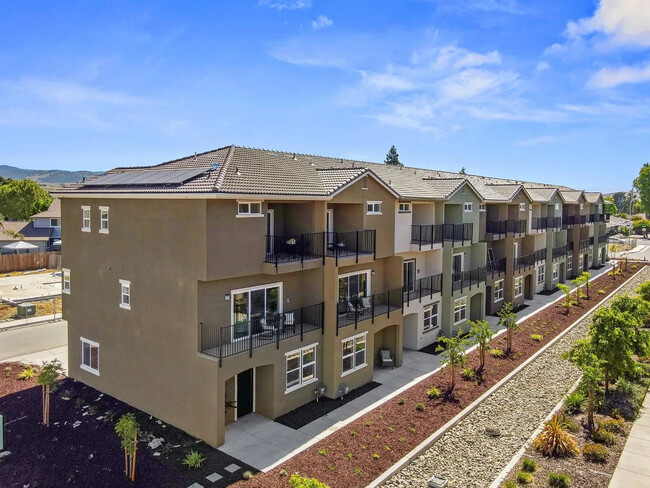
[0,297,61,320]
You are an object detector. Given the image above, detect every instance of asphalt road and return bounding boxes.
[0,320,67,361]
[617,237,650,261]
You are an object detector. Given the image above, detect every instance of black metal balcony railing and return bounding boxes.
[515,253,536,272]
[403,274,443,306]
[443,223,473,246]
[265,232,326,269]
[588,213,605,223]
[326,230,376,265]
[578,238,591,252]
[487,257,507,278]
[553,245,568,260]
[534,248,547,264]
[337,287,402,331]
[452,267,487,293]
[200,302,324,365]
[485,219,526,238]
[563,215,587,227]
[532,216,562,232]
[410,224,444,250]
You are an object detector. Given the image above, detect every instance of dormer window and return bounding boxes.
[519,203,526,211]
[479,203,486,212]
[237,201,263,217]
[463,202,473,212]
[366,201,382,215]
[580,203,584,210]
[398,202,411,213]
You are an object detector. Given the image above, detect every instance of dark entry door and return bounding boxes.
[583,254,589,271]
[237,369,253,418]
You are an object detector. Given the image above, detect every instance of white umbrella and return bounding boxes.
[52,240,62,246]
[2,241,39,252]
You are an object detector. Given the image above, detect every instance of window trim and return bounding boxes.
[423,302,439,333]
[537,265,545,285]
[285,343,318,394]
[236,201,263,218]
[80,337,100,376]
[494,279,504,302]
[366,201,382,215]
[580,203,584,210]
[398,202,411,213]
[463,202,473,212]
[341,332,367,377]
[479,203,486,212]
[119,279,131,310]
[454,296,467,325]
[519,202,526,212]
[62,268,70,294]
[81,205,91,232]
[552,263,559,280]
[514,276,523,298]
[99,206,109,234]
[50,218,60,227]
[567,257,573,273]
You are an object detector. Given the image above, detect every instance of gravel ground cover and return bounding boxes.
[384,265,650,488]
[0,365,255,487]
[231,266,643,488]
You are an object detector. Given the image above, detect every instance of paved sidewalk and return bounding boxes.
[0,313,62,332]
[609,392,650,488]
[3,345,69,372]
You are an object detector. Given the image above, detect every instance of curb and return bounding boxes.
[0,316,63,333]
[367,265,646,488]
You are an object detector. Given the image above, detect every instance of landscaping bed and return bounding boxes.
[233,266,641,488]
[0,297,61,321]
[0,364,255,487]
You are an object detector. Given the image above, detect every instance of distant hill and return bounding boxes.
[0,164,101,185]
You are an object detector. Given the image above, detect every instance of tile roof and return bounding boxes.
[559,190,584,204]
[583,192,602,204]
[525,187,559,203]
[0,221,53,241]
[31,199,61,219]
[480,184,525,202]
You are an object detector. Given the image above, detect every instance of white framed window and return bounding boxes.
[552,263,559,280]
[479,203,486,212]
[398,202,411,213]
[119,279,131,310]
[597,204,601,213]
[99,206,109,234]
[80,337,99,375]
[580,203,584,210]
[231,282,282,341]
[423,303,439,332]
[537,265,545,284]
[519,203,526,211]
[494,280,504,302]
[567,257,573,273]
[342,332,367,376]
[555,203,560,211]
[62,268,70,294]
[514,276,523,297]
[366,201,382,215]
[578,255,584,270]
[50,218,60,227]
[237,201,263,217]
[513,241,520,259]
[454,297,467,324]
[81,205,91,232]
[463,202,473,212]
[285,343,317,393]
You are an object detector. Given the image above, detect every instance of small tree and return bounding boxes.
[497,302,520,354]
[580,271,591,299]
[384,145,402,166]
[436,331,471,390]
[571,276,585,305]
[468,319,493,371]
[563,339,603,430]
[557,283,574,315]
[115,413,140,482]
[36,359,63,427]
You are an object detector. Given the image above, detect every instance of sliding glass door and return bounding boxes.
[338,271,369,306]
[232,284,280,340]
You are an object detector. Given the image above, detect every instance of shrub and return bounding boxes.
[516,471,533,484]
[582,443,609,463]
[415,402,425,411]
[279,469,288,477]
[533,415,579,457]
[548,473,570,488]
[503,481,517,488]
[599,418,625,434]
[399,437,405,442]
[615,377,636,396]
[592,429,616,446]
[318,449,327,456]
[427,387,441,399]
[490,348,505,358]
[288,474,330,488]
[347,453,353,459]
[397,397,405,405]
[372,453,380,460]
[17,366,37,380]
[242,470,253,480]
[564,391,586,415]
[521,457,537,473]
[598,289,605,295]
[557,415,579,433]
[530,334,543,342]
[182,451,206,470]
[349,431,356,437]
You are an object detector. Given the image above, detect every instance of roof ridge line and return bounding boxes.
[213,145,235,191]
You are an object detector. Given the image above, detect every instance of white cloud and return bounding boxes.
[11,79,145,106]
[535,61,550,72]
[516,135,558,146]
[311,15,333,30]
[258,0,312,10]
[588,61,650,87]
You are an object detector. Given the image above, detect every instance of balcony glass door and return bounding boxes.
[453,253,464,274]
[403,260,416,292]
[232,284,280,340]
[338,271,369,306]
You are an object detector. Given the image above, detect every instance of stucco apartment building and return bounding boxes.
[57,146,609,447]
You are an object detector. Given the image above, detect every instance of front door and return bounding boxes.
[583,253,589,271]
[403,260,416,292]
[236,368,254,419]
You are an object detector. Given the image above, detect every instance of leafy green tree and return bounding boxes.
[604,196,617,215]
[571,275,587,305]
[468,319,493,371]
[633,164,650,213]
[436,331,471,390]
[384,145,402,166]
[636,282,650,302]
[37,359,63,427]
[497,301,520,354]
[562,339,603,430]
[0,176,13,186]
[0,179,52,220]
[115,413,140,482]
[580,271,591,299]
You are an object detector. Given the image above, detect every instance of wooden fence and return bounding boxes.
[0,251,61,273]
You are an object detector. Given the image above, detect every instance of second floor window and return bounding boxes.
[237,201,262,217]
[99,207,109,233]
[463,202,473,212]
[479,203,486,212]
[120,280,131,310]
[366,201,382,215]
[81,206,91,231]
[50,218,60,227]
[62,268,70,294]
[519,202,526,211]
[398,202,411,213]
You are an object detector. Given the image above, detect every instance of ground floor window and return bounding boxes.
[494,280,504,302]
[342,333,367,375]
[423,303,439,332]
[514,276,523,297]
[567,257,573,274]
[589,246,593,264]
[285,344,317,393]
[537,265,545,285]
[454,297,467,324]
[80,338,99,375]
[552,263,559,280]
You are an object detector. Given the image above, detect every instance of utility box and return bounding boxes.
[16,303,36,318]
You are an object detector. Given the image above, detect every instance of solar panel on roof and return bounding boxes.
[84,168,207,186]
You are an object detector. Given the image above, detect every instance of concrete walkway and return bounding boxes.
[609,392,650,487]
[0,313,62,331]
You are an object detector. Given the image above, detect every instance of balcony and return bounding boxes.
[265,232,326,270]
[578,238,592,252]
[326,230,376,265]
[403,273,443,306]
[452,267,486,293]
[200,302,324,364]
[531,216,562,232]
[514,253,536,272]
[563,215,587,228]
[552,245,569,260]
[337,287,402,331]
[410,223,472,248]
[485,219,526,239]
[533,248,547,264]
[487,257,507,278]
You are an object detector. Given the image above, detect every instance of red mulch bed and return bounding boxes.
[235,266,643,488]
[0,363,39,397]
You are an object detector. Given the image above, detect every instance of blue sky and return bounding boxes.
[0,0,648,192]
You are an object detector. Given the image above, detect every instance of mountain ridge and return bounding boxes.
[0,164,101,185]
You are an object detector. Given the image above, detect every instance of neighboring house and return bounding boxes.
[32,198,62,250]
[56,145,611,448]
[0,199,62,253]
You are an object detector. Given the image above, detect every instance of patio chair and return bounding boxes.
[360,296,372,315]
[260,317,276,339]
[379,349,394,369]
[283,312,296,333]
[347,301,359,319]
